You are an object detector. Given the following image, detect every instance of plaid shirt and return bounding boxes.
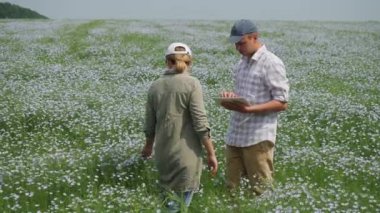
[226,45,289,147]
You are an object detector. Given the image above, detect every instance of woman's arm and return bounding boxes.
[201,137,218,176]
[141,137,154,159]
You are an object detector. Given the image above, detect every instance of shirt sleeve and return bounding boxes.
[189,79,211,142]
[266,59,289,102]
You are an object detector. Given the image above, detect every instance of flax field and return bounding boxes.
[0,19,379,212]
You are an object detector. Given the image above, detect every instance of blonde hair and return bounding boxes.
[165,47,192,73]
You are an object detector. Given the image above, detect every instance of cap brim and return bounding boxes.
[229,36,243,43]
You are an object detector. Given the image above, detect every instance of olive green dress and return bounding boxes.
[144,71,210,192]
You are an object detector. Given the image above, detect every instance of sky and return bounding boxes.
[3,0,380,21]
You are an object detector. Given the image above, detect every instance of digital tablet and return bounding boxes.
[214,97,250,105]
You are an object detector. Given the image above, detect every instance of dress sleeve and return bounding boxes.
[189,79,211,142]
[144,88,156,138]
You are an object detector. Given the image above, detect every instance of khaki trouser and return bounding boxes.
[225,141,274,195]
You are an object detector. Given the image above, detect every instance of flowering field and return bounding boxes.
[0,19,379,212]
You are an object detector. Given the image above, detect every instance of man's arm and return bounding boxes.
[221,99,287,114]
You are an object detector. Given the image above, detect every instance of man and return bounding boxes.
[220,19,289,195]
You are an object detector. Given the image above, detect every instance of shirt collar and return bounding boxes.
[164,69,177,75]
[163,69,190,75]
[243,45,266,63]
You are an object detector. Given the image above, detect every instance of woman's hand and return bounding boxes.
[207,153,218,177]
[141,138,154,159]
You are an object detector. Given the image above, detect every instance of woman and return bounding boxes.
[141,42,218,211]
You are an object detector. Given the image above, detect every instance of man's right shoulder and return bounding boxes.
[262,50,284,66]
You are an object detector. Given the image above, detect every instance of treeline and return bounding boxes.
[0,2,48,19]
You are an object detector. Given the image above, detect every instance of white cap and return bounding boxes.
[165,42,192,56]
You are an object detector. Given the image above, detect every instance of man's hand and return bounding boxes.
[220,91,237,98]
[221,101,253,112]
[220,91,287,114]
[219,91,253,112]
